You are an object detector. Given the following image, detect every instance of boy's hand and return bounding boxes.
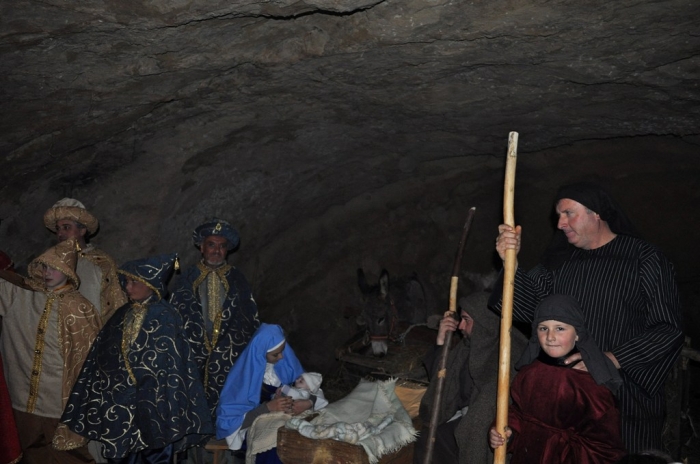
[489,426,512,449]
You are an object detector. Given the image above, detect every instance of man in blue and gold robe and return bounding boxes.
[170,219,260,424]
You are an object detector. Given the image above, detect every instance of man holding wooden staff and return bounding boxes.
[492,181,683,453]
[414,298,475,463]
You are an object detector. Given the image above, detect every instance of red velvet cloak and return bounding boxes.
[508,360,626,464]
[0,353,22,464]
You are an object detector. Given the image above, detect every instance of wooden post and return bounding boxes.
[494,132,518,464]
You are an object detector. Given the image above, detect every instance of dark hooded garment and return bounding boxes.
[414,292,528,464]
[515,294,623,394]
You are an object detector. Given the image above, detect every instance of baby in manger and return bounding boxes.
[276,372,329,410]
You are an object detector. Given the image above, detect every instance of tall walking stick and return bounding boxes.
[494,132,519,464]
[422,206,476,464]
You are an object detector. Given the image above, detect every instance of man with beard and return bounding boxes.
[170,218,260,427]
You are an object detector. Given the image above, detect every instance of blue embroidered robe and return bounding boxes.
[61,299,214,458]
[170,263,260,422]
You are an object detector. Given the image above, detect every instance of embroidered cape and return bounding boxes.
[61,299,214,458]
[170,262,260,419]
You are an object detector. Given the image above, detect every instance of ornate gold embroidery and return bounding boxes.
[192,262,231,295]
[122,302,148,385]
[27,293,58,412]
[192,262,231,388]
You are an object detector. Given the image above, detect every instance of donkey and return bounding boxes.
[356,268,431,357]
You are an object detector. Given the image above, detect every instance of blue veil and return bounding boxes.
[216,324,304,439]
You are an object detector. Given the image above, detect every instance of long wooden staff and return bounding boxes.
[494,132,519,464]
[422,206,476,464]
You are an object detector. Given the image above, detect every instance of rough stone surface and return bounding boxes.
[1,0,699,372]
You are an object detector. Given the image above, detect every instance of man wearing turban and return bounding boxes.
[44,198,126,322]
[170,218,260,426]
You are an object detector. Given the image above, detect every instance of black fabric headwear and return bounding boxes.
[515,294,623,394]
[541,181,639,270]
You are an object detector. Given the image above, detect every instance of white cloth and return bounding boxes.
[286,378,416,464]
[263,362,282,387]
[301,372,322,394]
[279,385,311,400]
[245,412,292,464]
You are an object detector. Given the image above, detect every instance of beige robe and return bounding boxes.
[0,279,101,450]
[79,244,127,322]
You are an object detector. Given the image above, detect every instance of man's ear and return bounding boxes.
[80,227,87,238]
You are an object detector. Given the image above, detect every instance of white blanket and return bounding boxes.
[245,412,292,464]
[286,379,416,464]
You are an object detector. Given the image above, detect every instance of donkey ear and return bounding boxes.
[379,269,390,297]
[357,268,371,294]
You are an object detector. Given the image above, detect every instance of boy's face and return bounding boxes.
[537,320,578,358]
[56,219,86,243]
[266,342,285,364]
[43,264,68,290]
[125,278,154,302]
[294,375,309,390]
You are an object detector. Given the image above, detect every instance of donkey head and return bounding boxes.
[357,268,392,357]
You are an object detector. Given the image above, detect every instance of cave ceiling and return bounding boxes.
[2,0,699,368]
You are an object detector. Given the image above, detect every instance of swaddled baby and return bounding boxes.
[276,372,328,410]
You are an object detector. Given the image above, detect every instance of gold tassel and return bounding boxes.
[75,241,82,252]
[174,256,180,271]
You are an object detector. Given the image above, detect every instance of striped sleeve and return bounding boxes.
[611,245,684,396]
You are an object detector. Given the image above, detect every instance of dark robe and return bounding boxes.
[414,338,473,464]
[492,234,683,452]
[170,263,260,422]
[415,292,529,464]
[61,299,213,458]
[507,357,626,464]
[456,296,528,464]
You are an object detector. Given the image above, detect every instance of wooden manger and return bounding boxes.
[277,423,416,464]
[277,379,426,464]
[275,323,432,463]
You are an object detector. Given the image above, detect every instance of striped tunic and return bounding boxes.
[495,234,684,452]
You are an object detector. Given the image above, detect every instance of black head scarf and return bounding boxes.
[515,294,623,394]
[541,181,639,270]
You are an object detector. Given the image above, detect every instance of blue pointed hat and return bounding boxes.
[118,253,178,300]
[193,218,240,251]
